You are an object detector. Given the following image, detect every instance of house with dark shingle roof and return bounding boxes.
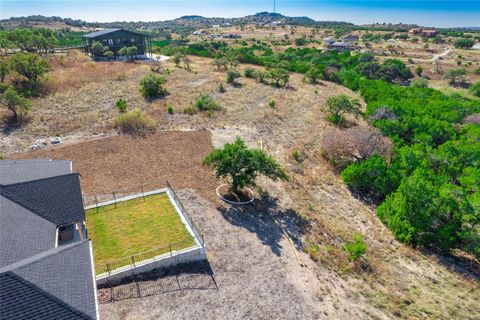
[0,159,98,320]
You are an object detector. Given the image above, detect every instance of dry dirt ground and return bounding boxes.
[4,54,480,319]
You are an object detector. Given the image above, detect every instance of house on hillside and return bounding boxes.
[323,37,336,46]
[82,28,152,59]
[342,34,359,43]
[0,159,98,319]
[409,28,437,37]
[329,41,353,52]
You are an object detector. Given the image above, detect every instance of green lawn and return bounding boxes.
[86,193,195,273]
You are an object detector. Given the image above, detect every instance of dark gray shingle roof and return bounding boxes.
[82,28,150,39]
[0,159,71,184]
[0,173,85,226]
[0,272,92,320]
[0,240,96,319]
[0,196,56,268]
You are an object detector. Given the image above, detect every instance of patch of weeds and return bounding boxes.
[167,105,174,114]
[292,149,302,162]
[303,240,320,261]
[268,100,276,108]
[194,94,220,112]
[218,82,226,93]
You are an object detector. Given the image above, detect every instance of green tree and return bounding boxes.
[140,74,167,99]
[325,94,362,125]
[203,138,288,194]
[415,65,423,76]
[304,67,323,84]
[0,87,31,122]
[454,38,474,49]
[444,68,466,86]
[9,52,51,83]
[0,58,9,82]
[212,57,228,70]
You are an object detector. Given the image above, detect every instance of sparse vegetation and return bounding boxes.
[226,69,241,84]
[114,108,155,134]
[194,94,219,112]
[343,234,367,266]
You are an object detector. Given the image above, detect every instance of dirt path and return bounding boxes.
[100,189,324,320]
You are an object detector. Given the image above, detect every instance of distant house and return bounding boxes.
[212,24,220,28]
[342,34,359,43]
[0,159,98,319]
[223,33,242,39]
[409,28,437,37]
[82,28,152,59]
[323,37,336,46]
[192,29,207,36]
[328,41,353,52]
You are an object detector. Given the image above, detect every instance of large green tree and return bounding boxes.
[203,138,288,194]
[9,52,51,83]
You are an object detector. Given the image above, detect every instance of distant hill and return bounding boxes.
[0,12,355,31]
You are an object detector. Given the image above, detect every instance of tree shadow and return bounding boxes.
[218,193,311,257]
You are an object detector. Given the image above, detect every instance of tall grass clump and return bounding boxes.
[114,108,155,134]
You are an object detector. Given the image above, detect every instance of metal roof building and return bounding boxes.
[82,28,152,59]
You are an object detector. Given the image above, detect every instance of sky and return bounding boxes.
[1,0,479,28]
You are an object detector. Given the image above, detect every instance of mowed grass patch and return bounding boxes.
[86,193,195,272]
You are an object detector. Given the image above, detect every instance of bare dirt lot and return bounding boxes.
[10,130,217,200]
[5,54,480,319]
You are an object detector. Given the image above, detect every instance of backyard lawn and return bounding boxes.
[86,193,195,273]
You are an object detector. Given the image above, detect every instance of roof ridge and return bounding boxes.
[0,172,79,189]
[0,240,89,273]
[0,272,92,319]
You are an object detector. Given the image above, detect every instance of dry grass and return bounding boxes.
[45,51,139,94]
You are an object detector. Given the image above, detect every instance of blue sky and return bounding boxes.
[1,1,479,27]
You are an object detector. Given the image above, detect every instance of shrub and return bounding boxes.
[268,100,275,108]
[114,108,155,134]
[291,149,301,162]
[321,126,393,170]
[469,81,480,97]
[295,37,307,46]
[343,234,367,264]
[194,94,219,112]
[91,41,107,57]
[203,138,288,194]
[218,82,226,93]
[226,69,241,84]
[265,67,289,87]
[212,57,228,70]
[411,77,428,88]
[454,38,474,49]
[244,68,256,78]
[167,105,174,114]
[324,95,362,125]
[415,66,422,76]
[115,98,127,113]
[140,74,167,99]
[118,46,137,62]
[104,50,114,59]
[444,68,466,86]
[0,59,9,82]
